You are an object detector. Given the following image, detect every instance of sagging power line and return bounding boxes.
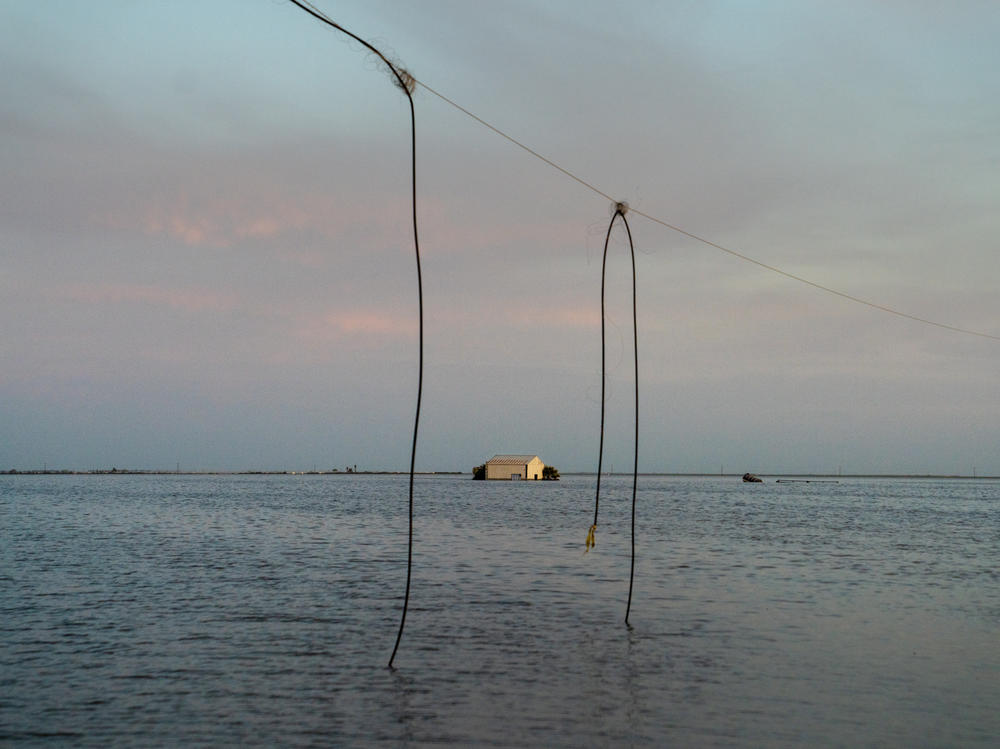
[286,0,422,670]
[413,81,999,343]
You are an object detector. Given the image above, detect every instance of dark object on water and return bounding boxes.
[742,473,763,483]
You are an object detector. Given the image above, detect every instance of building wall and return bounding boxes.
[485,456,545,480]
[486,461,523,480]
[525,457,544,480]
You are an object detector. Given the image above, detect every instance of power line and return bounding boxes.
[286,0,423,670]
[414,80,999,343]
[418,80,615,204]
[291,2,997,343]
[630,208,1000,341]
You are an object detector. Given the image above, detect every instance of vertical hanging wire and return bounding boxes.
[285,0,421,669]
[621,209,639,626]
[588,202,639,626]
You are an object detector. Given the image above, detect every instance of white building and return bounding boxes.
[485,454,545,481]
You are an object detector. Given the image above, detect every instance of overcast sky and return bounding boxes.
[3,1,999,474]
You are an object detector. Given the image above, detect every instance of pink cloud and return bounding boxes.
[241,216,286,239]
[508,302,600,330]
[96,182,583,267]
[98,189,412,256]
[291,309,419,344]
[56,282,238,313]
[333,312,417,336]
[418,197,585,255]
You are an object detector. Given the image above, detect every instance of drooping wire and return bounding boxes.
[587,202,640,626]
[285,0,422,669]
[415,81,1000,344]
[417,80,614,205]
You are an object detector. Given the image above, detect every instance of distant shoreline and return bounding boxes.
[2,469,462,476]
[3,469,997,480]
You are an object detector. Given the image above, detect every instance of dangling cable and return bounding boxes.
[285,0,422,669]
[587,202,640,626]
[620,207,639,627]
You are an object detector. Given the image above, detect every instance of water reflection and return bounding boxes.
[388,668,419,745]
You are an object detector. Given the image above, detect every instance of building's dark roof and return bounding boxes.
[486,454,541,465]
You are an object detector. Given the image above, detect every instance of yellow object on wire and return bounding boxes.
[585,524,597,553]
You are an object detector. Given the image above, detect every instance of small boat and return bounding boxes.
[742,472,763,483]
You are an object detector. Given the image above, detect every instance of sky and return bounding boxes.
[2,0,999,475]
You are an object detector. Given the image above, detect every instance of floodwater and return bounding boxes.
[2,474,998,746]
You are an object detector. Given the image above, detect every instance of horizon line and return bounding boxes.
[4,468,997,480]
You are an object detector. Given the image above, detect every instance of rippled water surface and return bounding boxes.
[2,474,998,746]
